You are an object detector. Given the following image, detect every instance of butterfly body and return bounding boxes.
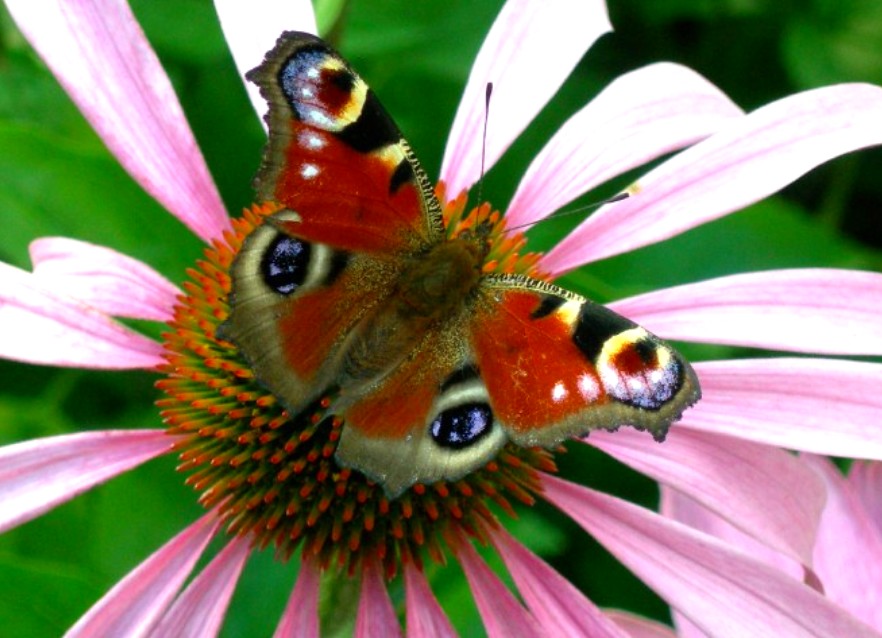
[220,32,701,497]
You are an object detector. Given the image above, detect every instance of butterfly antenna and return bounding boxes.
[504,192,631,234]
[475,82,493,206]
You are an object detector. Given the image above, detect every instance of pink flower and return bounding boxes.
[2,0,882,635]
[662,459,882,636]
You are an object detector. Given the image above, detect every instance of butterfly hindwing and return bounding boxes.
[219,211,403,412]
[334,315,508,497]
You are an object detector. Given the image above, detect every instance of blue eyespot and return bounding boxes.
[261,234,310,295]
[430,403,493,449]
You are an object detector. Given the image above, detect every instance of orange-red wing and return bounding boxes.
[334,321,509,497]
[247,31,442,255]
[220,210,399,414]
[470,278,701,445]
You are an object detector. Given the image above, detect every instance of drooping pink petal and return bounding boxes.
[609,269,882,355]
[30,237,180,322]
[506,63,742,227]
[661,488,810,638]
[450,533,543,638]
[660,486,806,585]
[5,0,230,243]
[806,456,882,632]
[403,561,457,638]
[214,0,318,122]
[849,462,882,533]
[585,427,825,567]
[0,429,173,534]
[440,0,611,198]
[541,83,882,274]
[150,535,251,638]
[66,511,220,638]
[669,608,712,638]
[541,474,881,638]
[604,610,677,638]
[0,262,164,369]
[489,525,629,637]
[684,359,882,459]
[355,559,402,638]
[273,554,321,638]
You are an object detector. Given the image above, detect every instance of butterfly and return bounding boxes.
[220,32,701,498]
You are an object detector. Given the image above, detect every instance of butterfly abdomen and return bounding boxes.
[341,237,483,384]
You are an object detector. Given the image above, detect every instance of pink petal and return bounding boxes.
[585,427,825,566]
[661,488,808,638]
[404,562,456,638]
[0,429,173,534]
[214,0,318,122]
[0,262,164,369]
[660,486,806,585]
[684,359,882,458]
[451,533,543,638]
[806,456,882,632]
[355,559,402,638]
[440,0,611,198]
[849,462,882,533]
[608,269,882,355]
[5,0,230,243]
[67,512,220,637]
[604,610,678,638]
[541,474,880,638]
[30,237,180,322]
[542,83,882,274]
[506,63,742,227]
[489,525,629,637]
[150,535,251,638]
[273,555,321,638]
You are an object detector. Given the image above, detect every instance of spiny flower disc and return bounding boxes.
[156,200,557,576]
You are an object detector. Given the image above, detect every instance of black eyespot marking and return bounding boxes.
[634,338,658,364]
[336,90,400,152]
[389,159,414,194]
[261,234,311,295]
[430,403,493,449]
[531,294,566,320]
[440,365,480,392]
[572,303,637,362]
[328,66,355,94]
[325,250,350,286]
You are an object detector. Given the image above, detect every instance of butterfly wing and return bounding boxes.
[222,32,442,413]
[225,31,701,496]
[220,211,400,411]
[246,31,444,253]
[471,275,701,445]
[334,315,508,497]
[334,275,700,497]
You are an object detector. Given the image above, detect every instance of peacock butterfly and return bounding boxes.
[219,32,701,497]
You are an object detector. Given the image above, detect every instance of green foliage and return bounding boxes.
[0,0,880,635]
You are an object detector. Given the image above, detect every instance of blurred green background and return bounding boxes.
[1,0,881,635]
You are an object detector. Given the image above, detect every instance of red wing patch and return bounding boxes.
[470,282,700,444]
[277,284,365,381]
[471,289,608,434]
[247,32,442,255]
[272,123,430,254]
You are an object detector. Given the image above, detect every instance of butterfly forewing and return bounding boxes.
[469,276,701,446]
[246,31,444,254]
